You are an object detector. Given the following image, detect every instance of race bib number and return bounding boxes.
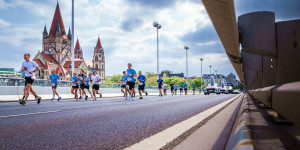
[139,82,143,85]
[122,81,127,84]
[51,83,55,86]
[128,78,132,81]
[79,76,83,80]
[72,83,76,86]
[84,81,87,85]
[31,76,36,80]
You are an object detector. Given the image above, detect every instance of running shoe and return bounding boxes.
[51,98,55,101]
[93,98,97,101]
[125,97,128,100]
[37,97,41,104]
[22,100,27,106]
[58,97,61,101]
[123,93,126,97]
[79,96,82,99]
[85,96,88,100]
[91,95,93,98]
[146,91,148,96]
[139,97,143,99]
[100,93,102,98]
[132,97,135,101]
[129,94,132,100]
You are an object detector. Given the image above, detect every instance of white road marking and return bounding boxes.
[125,95,241,150]
[0,110,61,119]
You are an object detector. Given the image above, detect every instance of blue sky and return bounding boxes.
[0,0,299,79]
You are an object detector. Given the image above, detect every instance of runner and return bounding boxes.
[137,71,148,99]
[91,70,102,101]
[126,63,137,101]
[20,53,41,105]
[120,71,128,100]
[83,75,93,100]
[163,82,168,96]
[170,82,175,96]
[184,82,188,95]
[157,76,163,97]
[48,69,61,101]
[179,83,183,95]
[71,73,79,101]
[77,69,87,100]
[192,83,196,95]
[174,84,178,95]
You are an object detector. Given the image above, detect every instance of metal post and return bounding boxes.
[157,28,159,79]
[71,0,74,77]
[200,58,203,92]
[186,49,188,83]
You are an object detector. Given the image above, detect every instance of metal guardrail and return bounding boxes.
[0,77,159,89]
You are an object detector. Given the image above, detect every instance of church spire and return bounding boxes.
[49,2,67,38]
[43,24,48,34]
[95,36,102,49]
[57,22,61,32]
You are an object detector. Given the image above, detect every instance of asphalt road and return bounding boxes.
[0,94,236,150]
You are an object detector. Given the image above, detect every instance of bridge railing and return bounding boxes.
[0,77,159,89]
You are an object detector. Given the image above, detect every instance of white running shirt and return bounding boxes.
[91,74,101,85]
[21,61,38,77]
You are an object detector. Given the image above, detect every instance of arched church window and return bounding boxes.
[95,56,98,61]
[95,64,98,70]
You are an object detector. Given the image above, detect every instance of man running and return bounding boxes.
[170,82,174,96]
[126,63,137,101]
[184,82,188,95]
[91,70,102,101]
[179,83,183,95]
[192,83,196,95]
[20,53,41,105]
[71,73,79,101]
[137,71,148,99]
[157,76,163,97]
[163,82,168,96]
[120,71,128,99]
[19,71,26,102]
[77,69,87,100]
[174,84,178,95]
[83,75,93,100]
[48,69,61,101]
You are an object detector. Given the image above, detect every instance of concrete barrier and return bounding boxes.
[225,94,254,150]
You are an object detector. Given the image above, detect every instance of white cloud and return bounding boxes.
[0,18,10,28]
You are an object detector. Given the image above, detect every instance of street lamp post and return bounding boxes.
[209,65,212,75]
[200,58,203,92]
[71,0,74,77]
[153,22,161,79]
[184,46,189,83]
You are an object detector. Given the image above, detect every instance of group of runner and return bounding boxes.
[156,76,199,96]
[19,53,200,105]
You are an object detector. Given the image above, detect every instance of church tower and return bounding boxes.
[74,38,84,59]
[41,2,71,64]
[92,36,105,79]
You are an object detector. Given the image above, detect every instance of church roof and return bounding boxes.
[95,36,102,49]
[68,27,71,35]
[56,65,66,77]
[33,59,44,67]
[43,24,48,34]
[48,3,67,38]
[64,60,83,68]
[40,53,58,64]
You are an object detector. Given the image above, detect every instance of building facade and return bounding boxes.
[202,73,240,86]
[32,2,105,81]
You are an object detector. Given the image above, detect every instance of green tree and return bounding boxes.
[105,76,112,83]
[188,77,205,89]
[233,82,244,90]
[164,76,186,86]
[145,72,156,78]
[111,74,122,83]
[146,76,158,86]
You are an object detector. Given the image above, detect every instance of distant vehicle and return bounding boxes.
[219,80,228,94]
[233,90,240,94]
[227,85,233,94]
[204,76,220,95]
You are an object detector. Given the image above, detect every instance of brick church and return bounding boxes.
[32,2,105,81]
